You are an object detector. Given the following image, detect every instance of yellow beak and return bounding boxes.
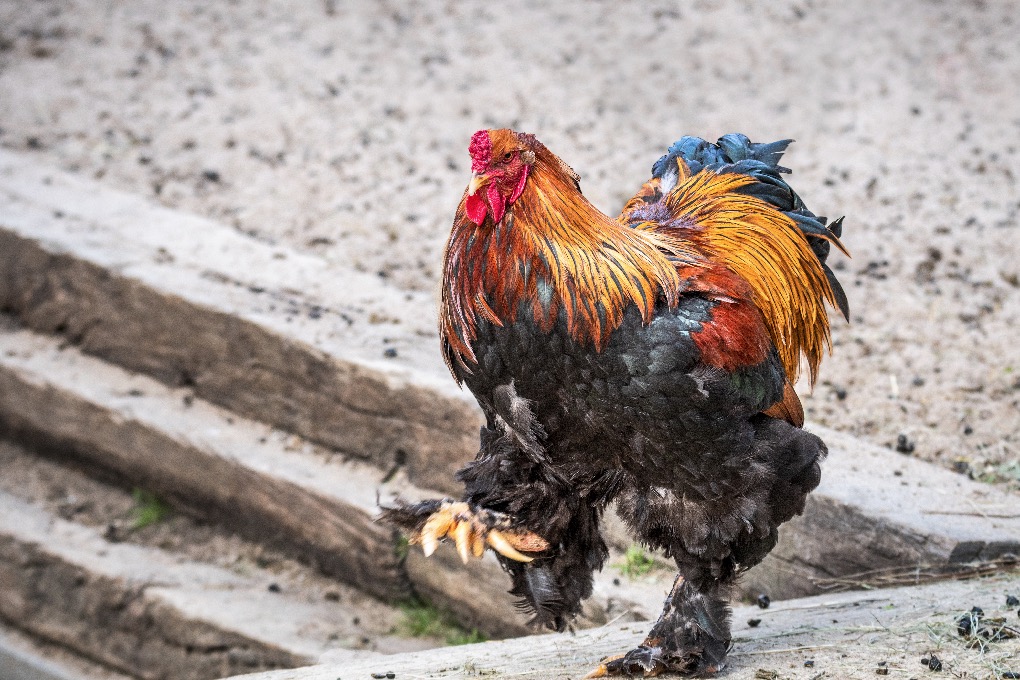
[468,173,484,196]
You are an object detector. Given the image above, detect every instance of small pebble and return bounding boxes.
[267,583,281,593]
[747,618,761,627]
[756,593,771,609]
[954,615,971,640]
[895,433,915,454]
[803,659,814,667]
[1006,594,1019,607]
[1000,672,1020,679]
[957,614,973,636]
[384,347,398,358]
[928,654,942,671]
[958,606,986,636]
[876,667,889,676]
[104,523,125,543]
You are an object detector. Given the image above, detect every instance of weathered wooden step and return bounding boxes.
[0,436,452,669]
[0,320,546,637]
[226,569,1020,680]
[0,147,478,496]
[0,317,409,603]
[742,424,1020,600]
[1,620,133,680]
[0,487,382,680]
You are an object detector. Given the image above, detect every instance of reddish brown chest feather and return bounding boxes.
[682,264,772,373]
[691,299,772,372]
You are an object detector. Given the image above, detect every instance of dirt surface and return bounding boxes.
[0,2,1018,482]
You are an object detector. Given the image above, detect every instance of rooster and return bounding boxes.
[384,129,848,676]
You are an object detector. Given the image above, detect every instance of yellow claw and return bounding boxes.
[470,524,486,558]
[487,529,534,563]
[413,502,546,564]
[454,518,473,564]
[421,532,439,557]
[420,510,454,557]
[583,654,628,679]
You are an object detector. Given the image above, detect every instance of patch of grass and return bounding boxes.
[445,627,487,646]
[131,488,172,529]
[615,544,657,579]
[394,534,410,560]
[397,599,487,646]
[975,459,1020,488]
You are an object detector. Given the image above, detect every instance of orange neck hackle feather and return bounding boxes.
[441,132,693,373]
[442,134,844,389]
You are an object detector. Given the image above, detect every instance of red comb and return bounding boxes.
[469,130,491,173]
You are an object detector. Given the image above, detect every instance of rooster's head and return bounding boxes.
[464,129,536,226]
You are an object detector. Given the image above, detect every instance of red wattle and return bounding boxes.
[487,183,506,224]
[465,194,487,225]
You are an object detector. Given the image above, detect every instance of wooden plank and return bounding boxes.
[0,321,408,603]
[0,622,132,680]
[0,491,310,680]
[0,148,479,495]
[224,570,1020,680]
[0,321,545,637]
[741,424,1020,600]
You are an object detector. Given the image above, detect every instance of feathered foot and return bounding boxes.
[585,642,724,678]
[586,575,730,678]
[382,499,549,563]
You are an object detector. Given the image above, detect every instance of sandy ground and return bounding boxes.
[0,0,1018,485]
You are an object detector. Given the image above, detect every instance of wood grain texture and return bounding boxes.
[228,570,1020,680]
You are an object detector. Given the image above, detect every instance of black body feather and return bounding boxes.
[455,298,825,642]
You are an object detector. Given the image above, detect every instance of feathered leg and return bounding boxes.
[588,569,732,677]
[383,420,616,631]
[594,417,826,676]
[457,423,614,631]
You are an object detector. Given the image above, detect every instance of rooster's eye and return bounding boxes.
[503,152,513,161]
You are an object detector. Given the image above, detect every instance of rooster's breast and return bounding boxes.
[458,295,785,475]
